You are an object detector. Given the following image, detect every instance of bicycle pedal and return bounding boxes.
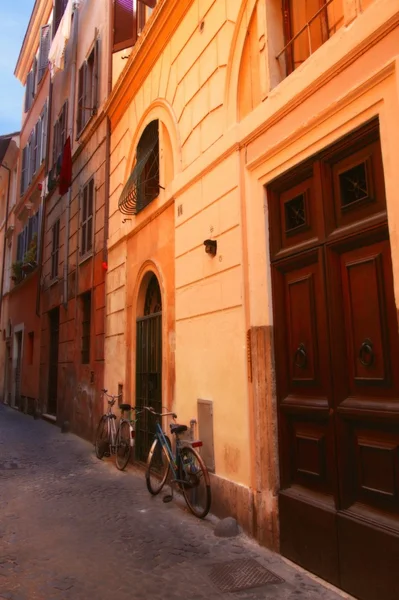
[162,494,173,503]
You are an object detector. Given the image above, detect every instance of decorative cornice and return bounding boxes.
[14,0,53,83]
[105,0,195,128]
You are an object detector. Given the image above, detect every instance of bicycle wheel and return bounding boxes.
[94,416,109,459]
[115,420,132,471]
[179,446,211,518]
[146,438,170,495]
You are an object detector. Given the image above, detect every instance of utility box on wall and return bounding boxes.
[197,399,215,472]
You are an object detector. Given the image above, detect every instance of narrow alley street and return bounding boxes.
[0,405,350,600]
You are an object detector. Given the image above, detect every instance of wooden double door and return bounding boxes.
[268,121,399,600]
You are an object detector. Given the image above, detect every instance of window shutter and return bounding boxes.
[36,119,42,173]
[87,179,94,252]
[113,0,135,52]
[24,71,32,113]
[32,58,38,98]
[53,120,59,166]
[41,103,48,164]
[92,39,99,115]
[38,24,51,82]
[61,102,68,149]
[20,147,27,195]
[77,64,86,133]
[81,184,87,255]
[28,130,35,184]
[23,224,29,257]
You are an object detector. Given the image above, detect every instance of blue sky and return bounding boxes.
[0,0,34,135]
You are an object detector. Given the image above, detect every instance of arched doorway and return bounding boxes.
[135,273,162,461]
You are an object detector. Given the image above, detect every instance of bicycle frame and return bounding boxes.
[105,408,118,450]
[152,421,199,488]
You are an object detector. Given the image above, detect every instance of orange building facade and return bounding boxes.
[5,1,399,599]
[105,1,399,599]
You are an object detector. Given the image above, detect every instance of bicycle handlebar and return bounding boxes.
[143,406,177,419]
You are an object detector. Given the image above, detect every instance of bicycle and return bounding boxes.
[94,389,140,471]
[143,406,211,519]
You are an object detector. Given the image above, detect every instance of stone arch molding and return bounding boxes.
[225,0,259,127]
[135,259,167,319]
[124,98,182,187]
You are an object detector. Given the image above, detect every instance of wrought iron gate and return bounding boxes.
[135,312,162,461]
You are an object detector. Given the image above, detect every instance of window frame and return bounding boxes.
[136,120,160,213]
[51,219,60,280]
[280,0,341,75]
[52,102,68,169]
[76,40,99,137]
[113,0,157,53]
[80,178,94,259]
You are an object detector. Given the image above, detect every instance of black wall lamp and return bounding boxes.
[203,239,217,257]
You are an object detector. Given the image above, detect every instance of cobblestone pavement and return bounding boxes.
[0,405,352,600]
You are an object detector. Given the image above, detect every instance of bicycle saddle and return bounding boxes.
[119,403,132,411]
[170,423,188,435]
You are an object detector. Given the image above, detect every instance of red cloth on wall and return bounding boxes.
[59,136,72,195]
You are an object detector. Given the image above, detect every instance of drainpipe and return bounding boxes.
[63,1,79,309]
[36,76,54,317]
[0,163,11,322]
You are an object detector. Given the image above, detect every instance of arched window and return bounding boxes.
[144,274,162,315]
[118,120,161,215]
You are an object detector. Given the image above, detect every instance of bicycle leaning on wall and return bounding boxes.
[144,406,211,519]
[94,389,140,471]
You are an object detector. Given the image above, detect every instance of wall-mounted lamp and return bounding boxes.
[203,239,217,257]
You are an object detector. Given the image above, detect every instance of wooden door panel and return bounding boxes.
[342,248,390,386]
[338,513,399,600]
[273,248,331,404]
[327,228,399,405]
[327,226,399,585]
[354,425,399,511]
[272,248,337,499]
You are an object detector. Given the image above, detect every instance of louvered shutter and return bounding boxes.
[53,120,59,166]
[24,71,33,113]
[28,130,35,184]
[77,63,86,133]
[38,24,51,82]
[23,224,29,257]
[92,39,99,116]
[20,147,28,195]
[61,102,68,149]
[36,119,42,173]
[40,103,48,164]
[113,0,135,52]
[32,58,38,98]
